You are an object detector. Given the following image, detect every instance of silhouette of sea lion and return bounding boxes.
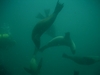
[62,53,100,65]
[32,0,64,55]
[39,32,76,54]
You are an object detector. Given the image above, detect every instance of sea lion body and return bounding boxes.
[32,1,64,55]
[43,36,66,47]
[32,14,57,48]
[62,53,100,65]
[40,32,76,54]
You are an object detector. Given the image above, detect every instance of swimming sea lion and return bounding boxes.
[32,0,64,55]
[39,32,76,54]
[62,53,100,65]
[24,57,42,75]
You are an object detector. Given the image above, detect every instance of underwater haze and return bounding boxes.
[0,0,100,75]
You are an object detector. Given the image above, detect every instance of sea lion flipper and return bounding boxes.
[53,0,64,14]
[36,13,45,19]
[44,9,50,17]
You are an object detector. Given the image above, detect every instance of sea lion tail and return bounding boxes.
[62,53,70,59]
[53,0,64,14]
[36,13,45,19]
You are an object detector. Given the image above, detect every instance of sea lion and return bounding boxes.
[62,53,100,65]
[39,32,76,54]
[36,9,56,38]
[24,57,42,75]
[32,0,64,55]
